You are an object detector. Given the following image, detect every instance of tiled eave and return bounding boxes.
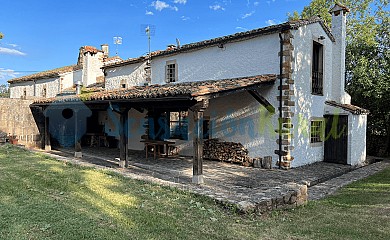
[326,101,370,115]
[8,65,82,84]
[32,74,276,105]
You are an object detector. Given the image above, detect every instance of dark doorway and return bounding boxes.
[324,115,348,164]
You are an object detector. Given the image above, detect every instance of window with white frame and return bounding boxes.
[165,60,177,83]
[310,119,324,143]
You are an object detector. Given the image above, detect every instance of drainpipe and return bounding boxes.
[278,32,283,169]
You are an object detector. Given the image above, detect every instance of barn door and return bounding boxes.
[324,115,348,164]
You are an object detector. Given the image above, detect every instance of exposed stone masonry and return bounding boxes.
[276,30,295,169]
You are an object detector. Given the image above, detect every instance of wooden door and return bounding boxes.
[324,115,348,164]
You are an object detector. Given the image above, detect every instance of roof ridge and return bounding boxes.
[8,64,82,83]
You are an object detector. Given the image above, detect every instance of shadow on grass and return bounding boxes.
[0,144,259,240]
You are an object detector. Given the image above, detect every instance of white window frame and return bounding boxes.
[165,60,177,83]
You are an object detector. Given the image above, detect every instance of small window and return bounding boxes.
[23,88,27,99]
[120,79,126,89]
[311,119,324,143]
[312,41,324,95]
[42,86,47,98]
[165,61,177,83]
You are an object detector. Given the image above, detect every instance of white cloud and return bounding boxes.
[209,4,225,11]
[265,19,278,25]
[236,26,248,31]
[242,11,255,19]
[181,16,190,21]
[173,0,187,4]
[151,1,170,11]
[0,68,20,80]
[0,47,26,56]
[7,43,18,48]
[145,10,154,15]
[151,0,179,11]
[254,1,259,6]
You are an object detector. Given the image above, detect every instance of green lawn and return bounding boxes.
[0,144,389,240]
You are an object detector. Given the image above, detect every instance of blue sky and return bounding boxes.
[0,0,311,85]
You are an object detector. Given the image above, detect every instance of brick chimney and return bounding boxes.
[330,3,351,104]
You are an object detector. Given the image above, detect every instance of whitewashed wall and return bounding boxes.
[9,81,35,99]
[349,114,367,166]
[128,109,147,150]
[105,62,148,90]
[291,23,335,168]
[34,78,60,98]
[61,70,82,90]
[82,52,104,87]
[151,34,280,84]
[178,85,279,163]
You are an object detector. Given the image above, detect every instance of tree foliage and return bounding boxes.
[290,0,390,156]
[0,84,9,98]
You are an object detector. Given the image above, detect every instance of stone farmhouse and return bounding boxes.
[6,3,368,184]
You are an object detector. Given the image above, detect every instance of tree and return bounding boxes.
[290,0,390,156]
[0,84,9,98]
[0,32,3,39]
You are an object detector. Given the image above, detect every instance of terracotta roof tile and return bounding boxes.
[33,74,276,104]
[8,65,82,84]
[82,46,100,54]
[325,101,369,115]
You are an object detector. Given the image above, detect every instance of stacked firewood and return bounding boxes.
[203,139,252,166]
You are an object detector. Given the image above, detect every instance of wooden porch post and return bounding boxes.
[119,109,129,168]
[44,116,51,151]
[191,99,208,184]
[74,109,82,158]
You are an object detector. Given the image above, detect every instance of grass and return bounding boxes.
[0,144,389,240]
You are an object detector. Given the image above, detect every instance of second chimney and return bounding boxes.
[101,44,109,57]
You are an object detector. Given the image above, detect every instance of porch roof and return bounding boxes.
[31,74,276,106]
[325,101,370,115]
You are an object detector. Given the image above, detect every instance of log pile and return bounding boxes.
[203,139,252,166]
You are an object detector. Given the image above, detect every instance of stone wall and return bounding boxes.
[0,98,42,148]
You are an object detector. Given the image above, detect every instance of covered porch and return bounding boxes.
[31,74,277,184]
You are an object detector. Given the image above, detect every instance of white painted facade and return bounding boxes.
[150,34,280,84]
[102,8,367,168]
[9,69,82,99]
[105,62,148,90]
[82,52,105,87]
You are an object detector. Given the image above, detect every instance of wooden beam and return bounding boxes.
[248,89,275,113]
[192,109,204,184]
[191,99,208,184]
[74,110,82,158]
[119,109,129,168]
[44,116,51,151]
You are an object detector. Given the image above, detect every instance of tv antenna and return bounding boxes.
[141,24,156,84]
[113,36,122,56]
